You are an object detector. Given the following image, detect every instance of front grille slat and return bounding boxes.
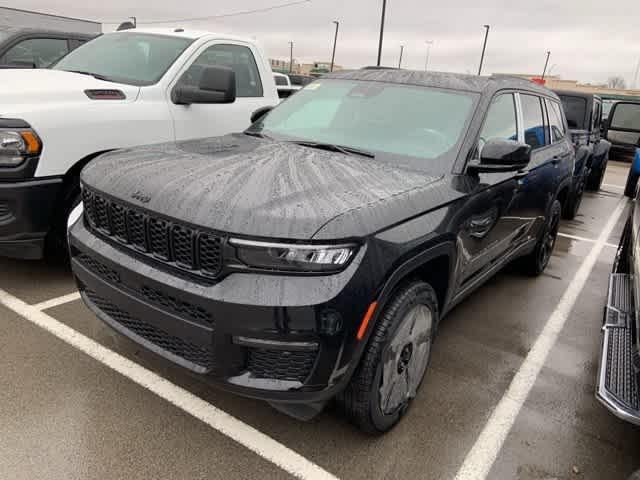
[247,348,317,383]
[82,187,223,281]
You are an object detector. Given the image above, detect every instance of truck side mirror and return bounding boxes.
[172,66,236,105]
[250,106,273,124]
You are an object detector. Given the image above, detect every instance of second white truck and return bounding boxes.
[0,27,279,259]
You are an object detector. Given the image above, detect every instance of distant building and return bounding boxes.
[0,6,101,34]
[270,58,344,75]
[497,72,640,98]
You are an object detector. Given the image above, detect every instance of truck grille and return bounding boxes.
[82,188,223,280]
[83,288,214,372]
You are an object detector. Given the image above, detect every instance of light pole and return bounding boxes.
[633,58,640,89]
[376,0,387,66]
[478,24,490,75]
[289,41,294,73]
[541,51,551,80]
[424,40,433,71]
[398,45,404,68]
[330,21,340,72]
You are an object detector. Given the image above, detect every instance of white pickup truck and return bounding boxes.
[0,27,278,259]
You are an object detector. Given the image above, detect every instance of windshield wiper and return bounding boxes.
[64,70,114,82]
[288,140,375,158]
[244,131,273,140]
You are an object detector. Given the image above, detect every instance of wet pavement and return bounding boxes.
[1,161,639,480]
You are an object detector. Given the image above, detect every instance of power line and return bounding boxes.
[101,0,312,25]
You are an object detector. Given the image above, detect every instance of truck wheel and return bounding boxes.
[45,188,80,263]
[624,171,639,198]
[518,200,561,276]
[337,280,438,434]
[562,179,584,220]
[587,155,608,191]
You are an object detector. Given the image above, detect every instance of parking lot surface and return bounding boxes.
[1,161,639,480]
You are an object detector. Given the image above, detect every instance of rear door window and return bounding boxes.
[520,94,547,150]
[610,103,640,131]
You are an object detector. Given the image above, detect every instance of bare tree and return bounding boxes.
[607,76,627,89]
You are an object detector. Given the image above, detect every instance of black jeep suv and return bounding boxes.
[555,90,611,201]
[68,69,574,433]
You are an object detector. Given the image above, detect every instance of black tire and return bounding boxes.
[586,154,608,191]
[337,280,438,434]
[624,171,639,198]
[44,186,81,263]
[517,200,561,276]
[562,178,584,220]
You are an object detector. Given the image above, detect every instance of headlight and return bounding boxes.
[0,129,42,167]
[230,238,357,272]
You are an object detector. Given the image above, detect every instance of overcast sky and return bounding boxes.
[15,0,640,86]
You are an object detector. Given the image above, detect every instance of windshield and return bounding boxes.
[253,79,476,168]
[559,95,587,129]
[53,33,193,86]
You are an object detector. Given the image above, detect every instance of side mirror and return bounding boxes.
[468,139,531,174]
[250,106,273,124]
[172,66,236,105]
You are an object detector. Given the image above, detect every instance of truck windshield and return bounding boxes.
[53,33,193,86]
[254,79,476,169]
[559,95,587,129]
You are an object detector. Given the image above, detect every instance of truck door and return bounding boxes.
[167,42,271,141]
[606,102,640,153]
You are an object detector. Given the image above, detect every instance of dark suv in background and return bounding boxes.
[68,69,574,433]
[555,90,611,198]
[0,27,95,68]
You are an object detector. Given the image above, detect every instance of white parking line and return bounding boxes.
[0,288,338,480]
[32,292,81,311]
[454,197,628,480]
[557,232,617,249]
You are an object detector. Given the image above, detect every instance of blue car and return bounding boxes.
[623,146,640,197]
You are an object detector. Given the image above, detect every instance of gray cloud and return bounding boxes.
[14,0,640,85]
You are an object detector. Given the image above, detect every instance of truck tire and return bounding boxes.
[517,200,561,276]
[337,280,437,434]
[625,171,639,198]
[587,154,608,191]
[562,178,584,220]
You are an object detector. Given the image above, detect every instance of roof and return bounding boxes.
[553,89,601,101]
[324,68,556,97]
[115,27,254,43]
[0,26,95,39]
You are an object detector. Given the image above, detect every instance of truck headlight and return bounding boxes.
[230,238,357,273]
[0,129,42,167]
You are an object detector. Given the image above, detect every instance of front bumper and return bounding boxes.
[596,273,640,425]
[0,176,63,259]
[69,217,376,404]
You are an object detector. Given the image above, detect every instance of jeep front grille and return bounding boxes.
[82,188,223,280]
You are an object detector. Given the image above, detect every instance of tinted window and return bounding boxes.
[257,79,476,166]
[479,94,517,151]
[546,99,566,142]
[610,103,640,131]
[2,38,69,67]
[54,33,193,86]
[592,101,602,130]
[559,95,587,129]
[274,75,289,86]
[520,94,547,150]
[181,44,263,97]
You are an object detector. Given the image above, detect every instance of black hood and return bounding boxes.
[81,134,446,240]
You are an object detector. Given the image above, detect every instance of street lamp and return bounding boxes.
[478,24,490,75]
[376,0,387,66]
[424,40,433,71]
[289,41,294,73]
[330,21,340,72]
[541,51,551,80]
[398,45,404,69]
